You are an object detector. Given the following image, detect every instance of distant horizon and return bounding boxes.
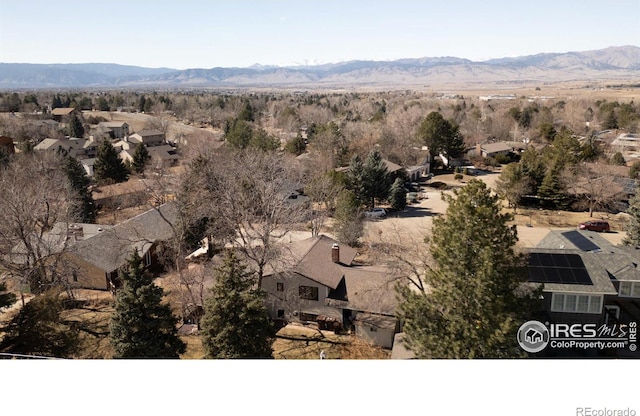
[1,0,638,69]
[1,44,638,71]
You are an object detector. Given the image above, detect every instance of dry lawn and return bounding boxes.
[273,324,390,360]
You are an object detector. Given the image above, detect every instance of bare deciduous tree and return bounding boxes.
[562,162,625,217]
[179,147,308,288]
[0,153,77,294]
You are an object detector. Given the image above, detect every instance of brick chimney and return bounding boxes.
[331,243,340,264]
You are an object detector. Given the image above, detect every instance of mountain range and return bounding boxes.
[1,46,638,89]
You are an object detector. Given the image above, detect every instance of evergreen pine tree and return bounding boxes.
[417,111,465,167]
[397,179,540,358]
[623,192,640,247]
[284,134,306,156]
[362,149,392,209]
[388,177,407,211]
[109,250,186,358]
[131,144,151,174]
[537,162,567,209]
[93,140,129,185]
[225,118,253,149]
[200,251,275,358]
[67,113,85,138]
[346,154,366,206]
[0,289,80,358]
[333,189,364,246]
[63,156,96,223]
[52,94,63,109]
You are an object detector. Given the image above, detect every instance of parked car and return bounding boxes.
[578,220,610,232]
[364,208,386,218]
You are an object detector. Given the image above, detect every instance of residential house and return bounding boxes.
[475,141,527,159]
[51,107,78,122]
[97,121,130,139]
[62,202,178,290]
[262,235,402,348]
[80,158,96,177]
[525,229,640,356]
[128,130,166,147]
[119,144,180,169]
[33,136,97,159]
[92,179,150,210]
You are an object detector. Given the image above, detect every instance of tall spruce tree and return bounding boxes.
[0,289,80,358]
[388,177,407,211]
[397,179,540,358]
[346,154,366,206]
[200,251,275,359]
[67,113,85,138]
[362,149,392,209]
[94,140,129,185]
[110,250,186,358]
[63,156,96,223]
[131,144,151,174]
[623,192,640,247]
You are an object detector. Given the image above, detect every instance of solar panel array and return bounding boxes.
[561,231,600,252]
[614,177,638,195]
[527,252,593,285]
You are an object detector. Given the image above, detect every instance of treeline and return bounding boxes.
[1,90,638,156]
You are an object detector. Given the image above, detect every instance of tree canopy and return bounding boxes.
[93,140,129,185]
[417,111,465,163]
[67,113,85,138]
[131,143,151,174]
[200,251,275,358]
[63,156,96,223]
[397,179,540,358]
[623,192,640,247]
[0,289,81,358]
[110,250,186,358]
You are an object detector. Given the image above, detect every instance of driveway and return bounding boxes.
[362,170,627,249]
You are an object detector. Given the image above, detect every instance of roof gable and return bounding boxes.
[51,107,75,116]
[71,202,178,273]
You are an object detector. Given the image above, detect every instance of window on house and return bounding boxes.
[72,271,78,282]
[552,294,564,311]
[551,293,603,314]
[276,282,284,292]
[370,326,377,332]
[298,312,318,322]
[277,309,285,318]
[633,283,640,298]
[619,281,640,298]
[588,296,602,313]
[577,295,589,313]
[299,286,319,301]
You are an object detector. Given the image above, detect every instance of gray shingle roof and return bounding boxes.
[288,235,357,289]
[70,202,178,273]
[526,229,640,294]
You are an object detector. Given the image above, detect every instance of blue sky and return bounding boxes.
[1,0,638,69]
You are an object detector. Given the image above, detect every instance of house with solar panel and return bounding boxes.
[526,229,640,328]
